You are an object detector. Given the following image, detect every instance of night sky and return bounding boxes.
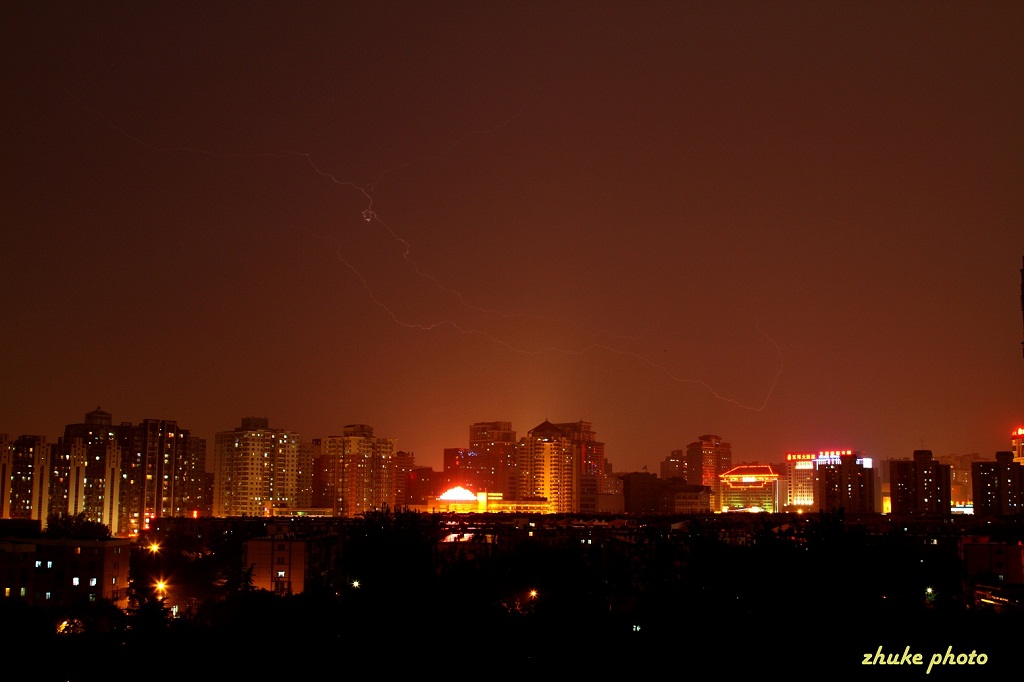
[2,1,1022,473]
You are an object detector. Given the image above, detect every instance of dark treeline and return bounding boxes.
[4,510,1024,679]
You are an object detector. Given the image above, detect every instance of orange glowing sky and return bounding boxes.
[1,1,1022,472]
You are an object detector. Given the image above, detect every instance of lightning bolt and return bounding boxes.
[79,100,783,411]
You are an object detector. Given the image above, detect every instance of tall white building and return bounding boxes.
[213,417,301,517]
[781,452,817,510]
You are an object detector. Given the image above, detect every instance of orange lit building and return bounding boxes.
[514,421,578,514]
[1013,426,1024,465]
[412,486,550,514]
[719,465,779,512]
[686,435,732,511]
[468,421,518,497]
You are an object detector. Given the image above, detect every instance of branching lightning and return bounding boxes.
[81,102,783,411]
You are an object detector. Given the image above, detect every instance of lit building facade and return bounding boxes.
[317,424,397,519]
[466,421,518,497]
[0,435,52,522]
[444,447,482,491]
[515,421,577,513]
[814,451,875,514]
[553,420,606,514]
[36,409,210,536]
[685,435,732,511]
[120,419,206,535]
[394,450,416,509]
[781,452,817,511]
[59,408,123,534]
[0,536,132,610]
[972,451,1024,517]
[213,417,301,518]
[937,452,980,507]
[720,465,780,512]
[889,450,951,516]
[243,534,334,596]
[413,485,549,514]
[1013,426,1024,465]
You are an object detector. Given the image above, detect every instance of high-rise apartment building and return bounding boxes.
[179,434,212,517]
[552,420,606,514]
[685,435,732,512]
[515,421,577,513]
[40,408,209,535]
[316,424,396,518]
[467,421,517,496]
[293,440,315,509]
[393,450,417,509]
[815,452,876,514]
[444,448,479,491]
[889,450,951,515]
[972,451,1024,517]
[937,452,981,506]
[120,418,205,534]
[0,434,52,522]
[58,407,124,533]
[213,417,301,518]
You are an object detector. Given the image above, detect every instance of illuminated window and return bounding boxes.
[89,578,97,587]
[72,577,80,586]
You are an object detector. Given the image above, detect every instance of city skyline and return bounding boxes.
[2,2,1022,474]
[5,405,1022,475]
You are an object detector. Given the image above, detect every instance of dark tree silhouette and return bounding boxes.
[43,512,112,540]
